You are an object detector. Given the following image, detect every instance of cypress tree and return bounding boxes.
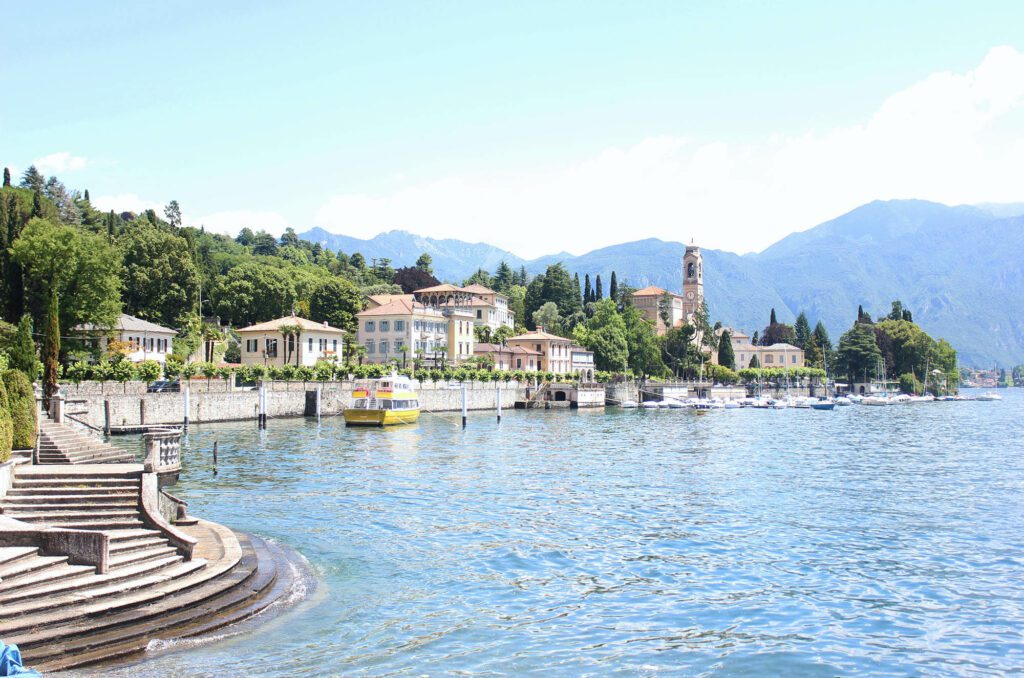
[84,188,90,202]
[609,271,617,302]
[2,167,10,187]
[10,314,37,380]
[43,288,60,409]
[770,307,777,325]
[573,272,582,305]
[595,274,603,300]
[32,191,43,218]
[584,274,592,303]
[717,329,735,370]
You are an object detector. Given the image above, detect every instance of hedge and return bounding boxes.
[0,378,12,463]
[3,369,37,450]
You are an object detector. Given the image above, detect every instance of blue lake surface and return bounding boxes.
[96,390,1024,676]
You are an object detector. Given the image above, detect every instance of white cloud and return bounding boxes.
[91,193,165,215]
[313,45,1024,257]
[193,210,291,237]
[33,152,88,174]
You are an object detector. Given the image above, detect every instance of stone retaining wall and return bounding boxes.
[69,381,531,429]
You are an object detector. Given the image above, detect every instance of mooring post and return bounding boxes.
[213,440,218,475]
[496,382,502,424]
[139,398,146,426]
[461,382,468,429]
[103,399,111,436]
[258,381,267,429]
[182,382,190,433]
[316,384,322,420]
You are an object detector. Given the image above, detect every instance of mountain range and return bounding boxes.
[301,200,1024,367]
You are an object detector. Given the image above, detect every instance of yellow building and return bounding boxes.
[236,315,345,367]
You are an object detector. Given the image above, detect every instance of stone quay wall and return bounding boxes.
[65,381,531,429]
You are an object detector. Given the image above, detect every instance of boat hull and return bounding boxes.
[344,408,421,427]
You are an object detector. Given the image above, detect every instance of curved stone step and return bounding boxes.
[0,495,138,506]
[42,519,145,531]
[5,486,139,496]
[0,547,40,568]
[1,501,138,513]
[16,534,277,670]
[0,562,97,598]
[107,545,179,569]
[0,555,69,581]
[3,510,140,522]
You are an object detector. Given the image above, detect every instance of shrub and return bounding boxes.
[3,370,37,450]
[136,360,162,384]
[0,379,12,463]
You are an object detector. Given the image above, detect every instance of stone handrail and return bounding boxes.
[0,516,110,574]
[144,429,183,474]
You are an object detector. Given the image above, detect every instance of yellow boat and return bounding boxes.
[344,375,421,427]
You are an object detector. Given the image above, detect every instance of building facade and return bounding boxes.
[720,329,805,369]
[506,327,573,374]
[631,286,686,335]
[357,291,476,366]
[236,315,345,367]
[72,314,177,364]
[682,244,704,317]
[570,346,596,381]
[462,283,516,331]
[473,343,541,371]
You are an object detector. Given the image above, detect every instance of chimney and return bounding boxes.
[537,325,544,332]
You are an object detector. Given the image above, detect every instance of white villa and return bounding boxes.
[236,315,346,367]
[72,313,177,364]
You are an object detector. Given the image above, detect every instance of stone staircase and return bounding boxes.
[0,466,300,672]
[36,419,136,464]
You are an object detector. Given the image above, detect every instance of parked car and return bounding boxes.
[147,379,181,393]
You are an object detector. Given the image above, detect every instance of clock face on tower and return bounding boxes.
[686,291,695,300]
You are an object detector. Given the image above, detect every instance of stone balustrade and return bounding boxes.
[143,429,182,474]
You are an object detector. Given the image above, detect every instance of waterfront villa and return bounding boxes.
[357,292,475,366]
[506,327,573,374]
[461,283,516,331]
[570,345,596,381]
[236,315,345,367]
[473,342,542,371]
[721,329,805,369]
[72,313,177,364]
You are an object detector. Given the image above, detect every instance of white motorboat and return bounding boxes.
[618,400,638,408]
[835,396,853,406]
[862,396,891,406]
[976,392,1003,401]
[907,395,934,403]
[724,401,741,409]
[641,401,660,409]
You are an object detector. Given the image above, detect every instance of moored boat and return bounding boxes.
[344,375,421,426]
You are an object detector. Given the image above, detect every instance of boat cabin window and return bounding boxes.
[353,398,368,409]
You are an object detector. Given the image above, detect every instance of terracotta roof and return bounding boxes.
[414,283,467,294]
[633,285,679,297]
[368,293,413,307]
[507,328,571,342]
[74,313,177,335]
[357,298,417,317]
[462,283,495,294]
[509,345,542,355]
[474,343,512,354]
[236,315,346,334]
[763,343,802,351]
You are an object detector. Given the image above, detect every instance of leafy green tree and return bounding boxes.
[308,277,363,333]
[136,360,162,383]
[837,321,883,383]
[350,252,366,269]
[573,299,628,371]
[0,378,11,462]
[523,274,546,329]
[415,253,433,274]
[622,303,664,376]
[164,200,182,228]
[280,227,300,248]
[474,325,493,344]
[464,268,493,288]
[393,266,439,293]
[213,262,295,326]
[539,263,581,317]
[532,302,562,335]
[11,217,122,352]
[251,231,278,256]
[794,311,811,348]
[717,329,735,370]
[662,325,698,377]
[9,315,37,380]
[236,228,255,246]
[658,291,673,329]
[119,222,200,326]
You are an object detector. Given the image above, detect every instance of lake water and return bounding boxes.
[93,391,1023,676]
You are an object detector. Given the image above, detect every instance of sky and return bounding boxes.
[3,1,1023,258]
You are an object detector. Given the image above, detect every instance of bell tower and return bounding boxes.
[682,243,703,317]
